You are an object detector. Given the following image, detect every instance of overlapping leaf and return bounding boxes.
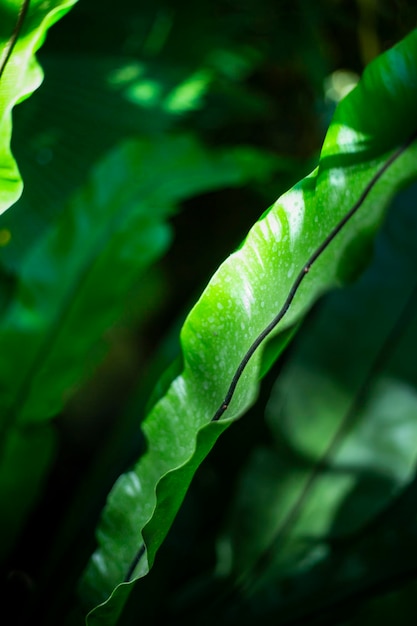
[80,29,417,626]
[0,0,78,215]
[0,133,276,557]
[213,183,417,624]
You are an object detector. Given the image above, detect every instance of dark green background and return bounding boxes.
[1,1,417,625]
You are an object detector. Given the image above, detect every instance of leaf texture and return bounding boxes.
[216,183,417,624]
[81,29,417,625]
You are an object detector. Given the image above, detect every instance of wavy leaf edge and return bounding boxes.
[0,0,79,215]
[82,28,417,624]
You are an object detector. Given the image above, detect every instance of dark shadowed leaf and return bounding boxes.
[0,133,275,558]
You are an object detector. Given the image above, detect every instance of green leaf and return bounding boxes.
[0,0,78,215]
[215,184,417,622]
[0,134,274,558]
[80,29,417,625]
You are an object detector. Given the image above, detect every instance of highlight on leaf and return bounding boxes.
[216,183,417,623]
[0,0,79,216]
[80,28,417,626]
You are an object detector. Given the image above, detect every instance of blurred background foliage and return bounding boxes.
[1,0,417,624]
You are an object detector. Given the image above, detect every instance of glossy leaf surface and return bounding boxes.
[0,0,78,215]
[217,183,417,623]
[81,29,417,625]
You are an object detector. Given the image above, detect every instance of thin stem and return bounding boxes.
[0,0,31,81]
[124,131,417,584]
[124,544,145,582]
[240,275,417,592]
[211,130,417,422]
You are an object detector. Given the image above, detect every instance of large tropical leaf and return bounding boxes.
[215,182,417,623]
[0,0,78,215]
[80,29,417,625]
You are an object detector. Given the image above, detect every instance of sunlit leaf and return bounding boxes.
[80,29,417,626]
[0,0,78,215]
[215,184,417,622]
